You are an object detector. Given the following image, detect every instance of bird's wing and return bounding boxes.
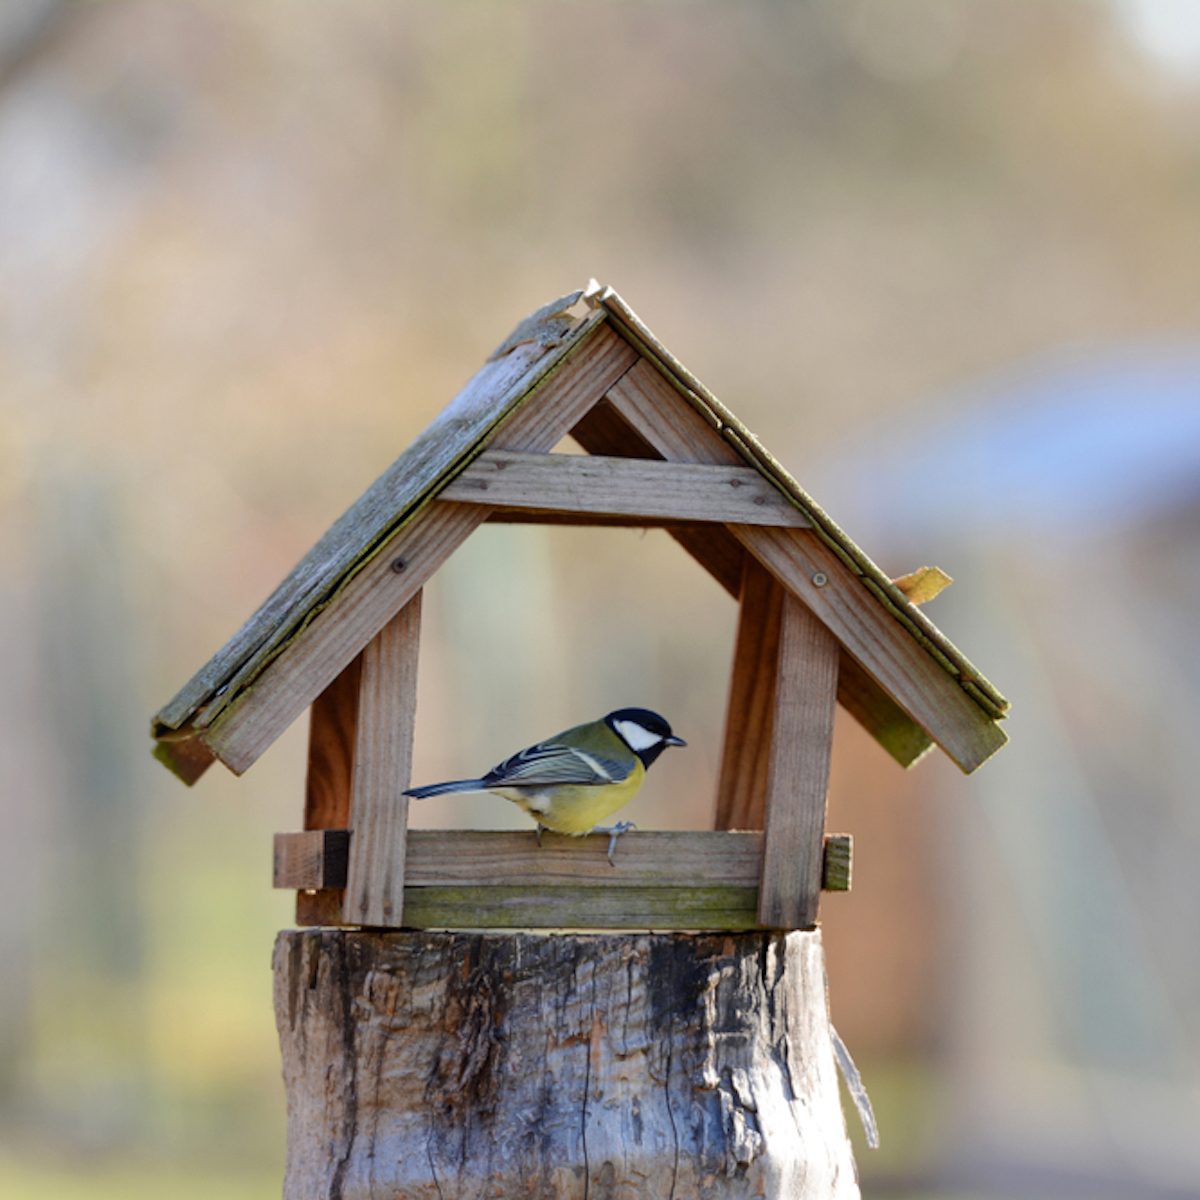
[483,741,631,788]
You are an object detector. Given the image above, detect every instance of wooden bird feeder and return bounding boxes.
[151,283,1009,1198]
[152,282,1008,932]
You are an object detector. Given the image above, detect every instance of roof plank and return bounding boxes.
[572,382,937,769]
[152,292,599,741]
[200,324,639,775]
[590,284,1010,722]
[603,358,1007,773]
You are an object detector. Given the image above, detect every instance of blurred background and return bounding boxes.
[2,1,1198,1196]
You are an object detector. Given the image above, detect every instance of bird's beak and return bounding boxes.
[665,734,687,747]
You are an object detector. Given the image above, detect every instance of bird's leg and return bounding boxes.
[535,823,546,848]
[593,820,637,866]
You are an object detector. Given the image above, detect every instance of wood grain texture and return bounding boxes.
[296,657,361,924]
[276,830,854,921]
[274,928,860,1198]
[274,830,350,891]
[485,511,708,527]
[344,593,422,927]
[154,295,601,739]
[715,557,784,830]
[277,830,765,890]
[202,326,639,775]
[604,360,1007,773]
[399,884,759,930]
[441,449,810,526]
[404,828,763,886]
[758,596,840,929]
[591,284,1009,721]
[573,391,930,768]
[734,527,1006,773]
[303,655,362,830]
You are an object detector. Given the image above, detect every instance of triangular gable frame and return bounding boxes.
[153,286,1007,790]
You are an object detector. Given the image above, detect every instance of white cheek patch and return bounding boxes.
[614,719,662,752]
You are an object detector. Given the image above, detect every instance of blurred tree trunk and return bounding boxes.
[274,928,859,1199]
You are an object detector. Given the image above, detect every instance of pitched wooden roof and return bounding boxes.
[152,284,1008,784]
[587,284,1008,722]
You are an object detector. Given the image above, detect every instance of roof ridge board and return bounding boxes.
[589,284,1009,720]
[153,299,606,738]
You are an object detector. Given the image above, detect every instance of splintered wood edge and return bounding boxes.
[273,829,853,900]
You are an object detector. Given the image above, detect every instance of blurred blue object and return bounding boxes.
[818,346,1200,543]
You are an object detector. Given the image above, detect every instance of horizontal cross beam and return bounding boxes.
[273,829,852,895]
[439,450,811,528]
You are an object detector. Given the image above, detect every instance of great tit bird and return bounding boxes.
[403,707,685,863]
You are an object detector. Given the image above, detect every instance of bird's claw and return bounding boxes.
[598,820,637,866]
[535,823,546,848]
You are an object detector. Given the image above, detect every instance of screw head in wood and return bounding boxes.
[812,572,828,587]
[391,557,407,573]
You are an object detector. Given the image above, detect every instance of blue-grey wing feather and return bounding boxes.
[484,742,630,788]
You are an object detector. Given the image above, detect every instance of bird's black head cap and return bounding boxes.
[604,707,686,768]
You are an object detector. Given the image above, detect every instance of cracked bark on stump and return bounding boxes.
[274,929,859,1199]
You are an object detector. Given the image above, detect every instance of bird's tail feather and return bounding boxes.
[403,778,488,800]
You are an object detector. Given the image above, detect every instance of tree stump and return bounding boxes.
[273,929,859,1199]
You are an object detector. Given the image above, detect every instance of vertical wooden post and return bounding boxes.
[715,557,784,830]
[344,590,422,927]
[296,654,362,925]
[758,595,840,928]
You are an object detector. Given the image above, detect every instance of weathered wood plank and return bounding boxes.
[758,597,839,928]
[276,829,853,900]
[441,450,810,527]
[274,830,350,891]
[604,360,1007,773]
[209,503,478,775]
[202,326,639,775]
[485,511,697,527]
[398,884,760,930]
[344,593,422,927]
[715,557,783,831]
[402,829,763,885]
[572,391,933,768]
[591,282,1009,721]
[735,527,1006,773]
[274,928,860,1197]
[154,293,600,741]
